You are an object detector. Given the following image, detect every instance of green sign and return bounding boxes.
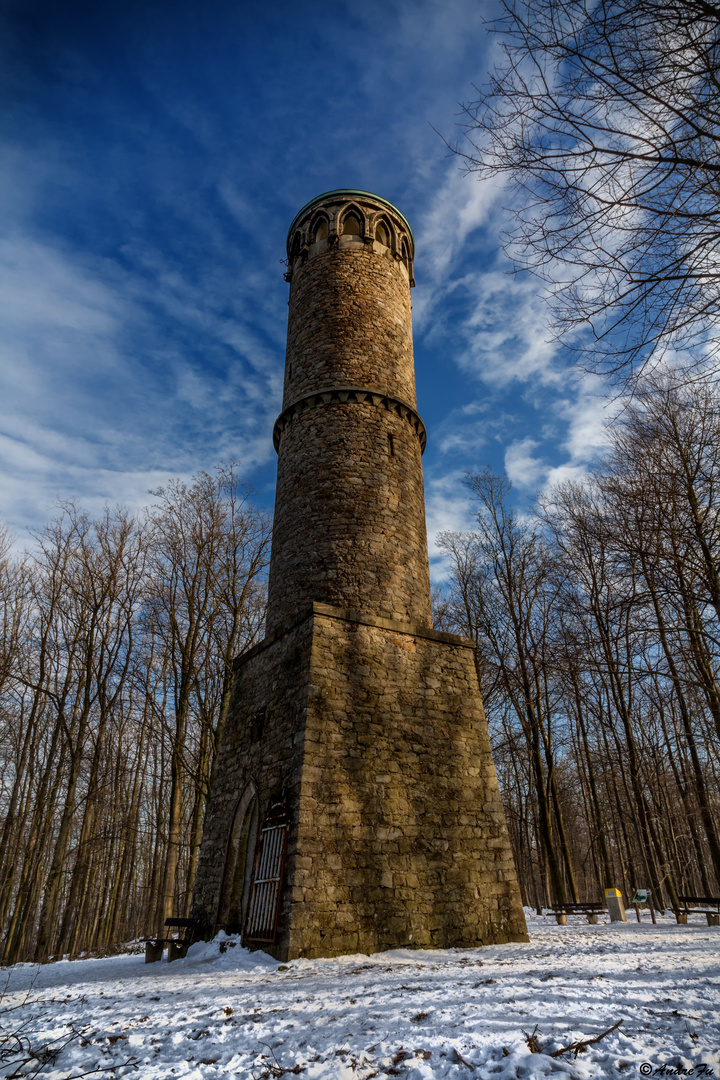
[632,889,650,904]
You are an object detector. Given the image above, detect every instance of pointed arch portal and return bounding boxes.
[243,798,289,945]
[217,783,259,934]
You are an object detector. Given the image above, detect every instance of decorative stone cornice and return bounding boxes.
[286,189,414,251]
[232,601,473,671]
[284,190,415,287]
[273,385,427,454]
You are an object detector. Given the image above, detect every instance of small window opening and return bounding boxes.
[313,219,328,242]
[290,231,302,259]
[376,221,389,246]
[401,239,410,264]
[342,213,361,236]
[288,363,293,378]
[251,707,266,742]
[388,434,395,456]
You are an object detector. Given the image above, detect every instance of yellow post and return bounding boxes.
[605,888,627,923]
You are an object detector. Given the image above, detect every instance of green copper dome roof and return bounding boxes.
[286,189,414,249]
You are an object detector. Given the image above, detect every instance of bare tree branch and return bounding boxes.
[453,0,720,382]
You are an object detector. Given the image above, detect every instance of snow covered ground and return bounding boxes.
[1,911,718,1079]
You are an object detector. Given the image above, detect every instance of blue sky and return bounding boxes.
[0,0,611,579]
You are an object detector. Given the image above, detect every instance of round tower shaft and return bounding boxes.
[266,190,432,632]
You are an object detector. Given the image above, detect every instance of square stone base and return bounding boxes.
[192,604,528,959]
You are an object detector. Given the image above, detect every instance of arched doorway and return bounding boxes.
[244,797,289,946]
[217,783,259,934]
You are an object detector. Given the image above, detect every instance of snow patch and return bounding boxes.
[0,915,717,1079]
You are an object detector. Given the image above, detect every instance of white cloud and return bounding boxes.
[0,226,281,540]
[560,379,615,463]
[507,378,614,496]
[416,169,505,286]
[460,271,563,389]
[413,161,617,518]
[505,437,544,487]
[424,468,477,582]
[412,164,565,397]
[429,397,493,456]
[0,239,122,337]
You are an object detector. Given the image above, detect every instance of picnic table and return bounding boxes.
[675,896,720,926]
[547,902,607,925]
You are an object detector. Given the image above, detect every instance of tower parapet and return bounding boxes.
[285,188,414,287]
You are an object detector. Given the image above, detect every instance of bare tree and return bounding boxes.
[440,470,577,905]
[438,379,720,909]
[145,463,270,933]
[0,462,271,963]
[455,0,720,380]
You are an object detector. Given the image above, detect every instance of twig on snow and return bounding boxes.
[523,1025,542,1053]
[550,1019,624,1058]
[450,1047,476,1069]
[523,1019,623,1059]
[252,1041,305,1077]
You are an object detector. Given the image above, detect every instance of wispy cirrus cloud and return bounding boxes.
[411,162,616,554]
[1,0,618,581]
[0,222,282,536]
[0,0,503,545]
[424,468,478,581]
[504,436,544,487]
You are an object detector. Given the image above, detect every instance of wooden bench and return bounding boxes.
[547,902,607,925]
[675,896,720,926]
[144,917,200,963]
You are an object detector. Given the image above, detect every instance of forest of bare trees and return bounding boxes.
[436,0,720,913]
[436,373,720,911]
[0,463,271,965]
[2,376,720,959]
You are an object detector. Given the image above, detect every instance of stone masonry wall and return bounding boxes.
[193,190,528,961]
[267,218,430,634]
[268,404,432,631]
[283,244,416,408]
[285,606,528,959]
[193,603,528,961]
[190,614,313,947]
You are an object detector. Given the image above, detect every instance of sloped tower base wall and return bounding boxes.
[192,604,528,960]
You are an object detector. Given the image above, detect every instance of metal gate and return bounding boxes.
[243,800,289,945]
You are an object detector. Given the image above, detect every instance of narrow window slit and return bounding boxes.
[251,707,266,742]
[388,434,395,456]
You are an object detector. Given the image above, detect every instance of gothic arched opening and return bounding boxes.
[341,211,362,236]
[244,797,289,945]
[375,219,391,246]
[217,784,259,935]
[312,216,328,242]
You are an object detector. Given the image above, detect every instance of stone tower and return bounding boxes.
[192,190,528,960]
